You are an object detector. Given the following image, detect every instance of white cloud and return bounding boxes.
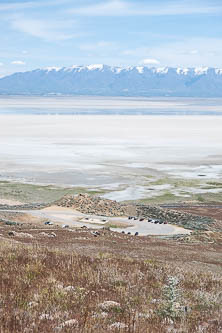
[142,58,160,65]
[11,60,26,65]
[11,17,78,41]
[0,62,3,66]
[68,0,222,16]
[131,38,222,67]
[103,37,222,68]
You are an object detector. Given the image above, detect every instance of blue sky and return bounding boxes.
[1,0,222,76]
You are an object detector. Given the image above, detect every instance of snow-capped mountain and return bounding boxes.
[0,64,222,97]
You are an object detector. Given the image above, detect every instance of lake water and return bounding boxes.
[1,96,222,115]
[0,96,222,201]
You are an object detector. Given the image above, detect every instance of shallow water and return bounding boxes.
[1,96,222,115]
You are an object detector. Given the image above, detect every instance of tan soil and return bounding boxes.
[0,198,24,206]
[175,206,222,221]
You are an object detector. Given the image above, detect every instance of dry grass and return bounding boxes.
[0,239,221,333]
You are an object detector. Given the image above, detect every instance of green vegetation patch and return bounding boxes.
[138,191,184,204]
[0,181,107,204]
[148,177,202,188]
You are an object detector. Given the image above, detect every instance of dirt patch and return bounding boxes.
[175,206,222,221]
[0,211,45,226]
[0,198,23,206]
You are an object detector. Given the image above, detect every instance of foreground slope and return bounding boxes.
[1,65,222,96]
[0,224,222,332]
[0,190,222,332]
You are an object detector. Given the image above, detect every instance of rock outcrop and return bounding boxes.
[55,193,132,217]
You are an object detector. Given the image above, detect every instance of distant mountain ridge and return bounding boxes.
[1,64,222,97]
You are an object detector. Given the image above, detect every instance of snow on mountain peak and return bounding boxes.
[136,66,144,74]
[45,67,62,72]
[70,65,83,69]
[36,65,222,77]
[194,67,209,75]
[215,68,222,75]
[42,65,222,76]
[64,65,85,72]
[177,68,189,75]
[87,64,104,71]
[114,67,124,74]
[124,66,134,72]
[155,67,169,74]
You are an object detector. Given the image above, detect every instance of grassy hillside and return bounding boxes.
[0,239,221,332]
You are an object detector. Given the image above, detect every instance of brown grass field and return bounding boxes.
[0,212,222,333]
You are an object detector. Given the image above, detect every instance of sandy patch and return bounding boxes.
[170,225,192,235]
[42,205,72,212]
[42,205,84,215]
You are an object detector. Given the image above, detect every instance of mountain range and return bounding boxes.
[0,64,222,97]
